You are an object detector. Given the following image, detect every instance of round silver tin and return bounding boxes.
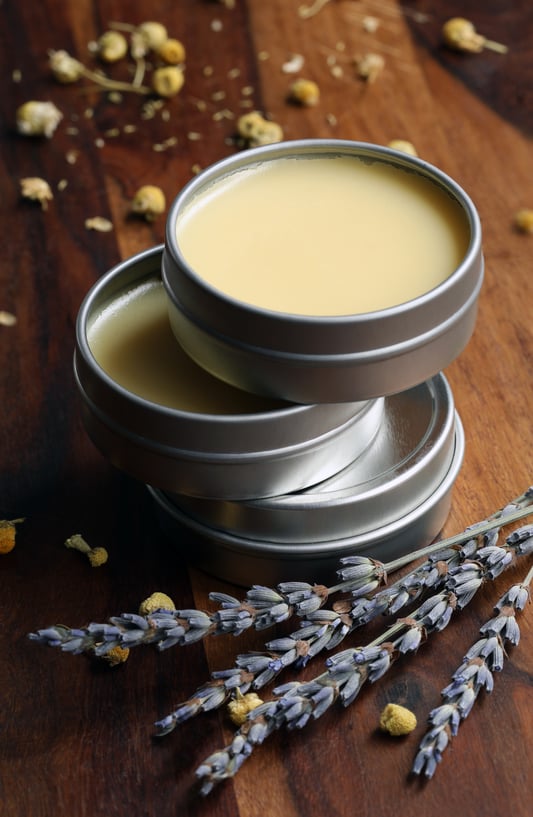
[163,139,484,403]
[74,246,381,500]
[149,374,465,586]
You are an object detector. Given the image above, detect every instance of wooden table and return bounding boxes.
[1,2,531,815]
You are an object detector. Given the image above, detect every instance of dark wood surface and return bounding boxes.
[1,2,532,815]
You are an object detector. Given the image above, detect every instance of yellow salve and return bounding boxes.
[176,155,470,316]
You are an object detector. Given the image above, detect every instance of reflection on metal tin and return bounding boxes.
[165,374,457,543]
[163,139,483,403]
[74,246,379,500]
[149,412,464,586]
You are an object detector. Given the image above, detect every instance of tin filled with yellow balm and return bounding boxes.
[75,139,482,584]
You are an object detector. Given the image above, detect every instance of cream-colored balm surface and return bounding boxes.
[87,280,288,413]
[176,156,470,316]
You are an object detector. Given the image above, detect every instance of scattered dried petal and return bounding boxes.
[282,53,305,74]
[85,216,113,232]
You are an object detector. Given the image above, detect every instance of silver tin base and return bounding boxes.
[149,377,465,586]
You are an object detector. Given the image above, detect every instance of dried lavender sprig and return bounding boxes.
[194,585,462,795]
[412,561,533,779]
[29,492,533,655]
[27,558,385,654]
[156,524,533,737]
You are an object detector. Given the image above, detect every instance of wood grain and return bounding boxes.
[1,2,531,816]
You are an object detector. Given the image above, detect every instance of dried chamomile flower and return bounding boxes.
[513,208,533,234]
[132,21,168,58]
[227,688,264,726]
[97,30,128,63]
[379,703,417,736]
[237,111,283,147]
[139,591,176,615]
[0,311,17,327]
[158,38,186,65]
[101,645,130,666]
[131,185,166,221]
[49,49,84,83]
[388,139,418,157]
[64,534,108,567]
[289,78,320,107]
[442,17,507,54]
[355,52,385,82]
[85,216,113,232]
[16,101,63,138]
[0,519,24,555]
[20,177,53,210]
[152,66,185,98]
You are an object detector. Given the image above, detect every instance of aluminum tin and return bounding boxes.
[165,373,457,543]
[163,140,484,403]
[74,246,382,500]
[148,411,464,586]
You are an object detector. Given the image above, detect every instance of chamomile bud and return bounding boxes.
[151,66,185,98]
[131,185,166,221]
[379,703,417,736]
[289,78,320,106]
[49,49,84,83]
[158,38,186,65]
[20,177,54,210]
[355,52,385,82]
[237,111,283,147]
[97,30,129,63]
[133,21,168,58]
[16,101,63,138]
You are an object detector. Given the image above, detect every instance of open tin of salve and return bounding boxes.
[163,140,483,402]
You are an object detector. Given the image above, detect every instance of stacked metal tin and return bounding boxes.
[75,141,483,584]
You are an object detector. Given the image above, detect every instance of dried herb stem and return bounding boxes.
[412,564,531,777]
[154,522,533,737]
[194,537,533,795]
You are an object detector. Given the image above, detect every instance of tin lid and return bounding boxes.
[163,140,484,403]
[149,401,464,586]
[160,371,459,541]
[74,246,381,500]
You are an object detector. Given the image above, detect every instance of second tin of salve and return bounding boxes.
[74,246,379,500]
